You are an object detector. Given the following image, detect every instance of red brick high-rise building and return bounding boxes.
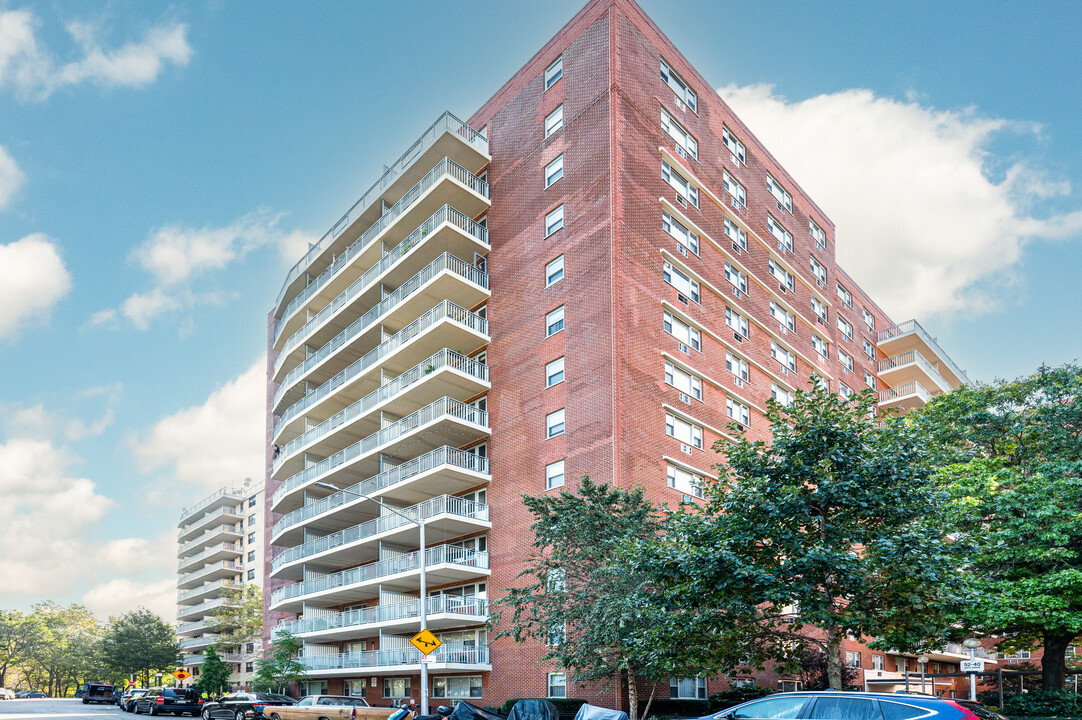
[263,0,972,708]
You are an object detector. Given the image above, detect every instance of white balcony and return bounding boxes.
[178,523,244,558]
[273,349,489,478]
[183,652,243,667]
[179,634,220,651]
[878,349,955,395]
[878,380,932,411]
[278,595,487,642]
[299,645,490,678]
[271,397,489,513]
[272,446,488,543]
[270,494,489,580]
[877,320,969,388]
[273,112,489,319]
[178,506,244,542]
[178,488,246,528]
[177,560,244,590]
[176,596,233,622]
[177,542,243,574]
[269,543,489,613]
[177,617,224,637]
[177,579,236,604]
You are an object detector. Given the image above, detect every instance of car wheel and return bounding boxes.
[202,709,212,720]
[271,714,282,720]
[235,709,247,720]
[150,706,159,717]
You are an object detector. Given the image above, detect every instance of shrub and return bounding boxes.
[1000,690,1082,718]
[498,698,589,720]
[637,699,709,718]
[708,687,773,711]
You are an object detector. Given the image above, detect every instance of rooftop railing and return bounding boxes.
[278,594,487,636]
[877,320,970,386]
[300,645,489,672]
[274,112,488,314]
[273,446,488,534]
[178,487,246,524]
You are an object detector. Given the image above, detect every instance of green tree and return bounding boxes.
[23,602,102,697]
[252,632,305,694]
[194,646,231,696]
[214,584,264,669]
[496,476,713,720]
[100,608,181,688]
[914,363,1082,691]
[0,610,40,688]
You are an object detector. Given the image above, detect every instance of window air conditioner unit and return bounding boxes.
[678,342,690,355]
[734,377,744,388]
[676,145,687,159]
[677,244,688,257]
[732,242,742,254]
[730,153,738,164]
[734,332,743,342]
[677,293,689,306]
[681,443,692,455]
[679,393,690,404]
[676,194,687,207]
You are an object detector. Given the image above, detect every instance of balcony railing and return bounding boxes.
[278,595,487,636]
[275,349,488,471]
[177,618,220,634]
[178,524,242,557]
[878,381,931,406]
[271,543,489,606]
[177,596,234,619]
[177,579,236,604]
[178,505,243,540]
[300,645,489,672]
[274,112,489,314]
[275,300,487,428]
[274,251,489,382]
[177,561,243,588]
[273,446,489,533]
[177,542,243,573]
[878,350,952,393]
[272,495,488,572]
[179,635,220,650]
[179,487,246,525]
[877,320,970,386]
[273,397,489,501]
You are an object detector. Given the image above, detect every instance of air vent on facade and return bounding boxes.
[780,367,789,375]
[779,325,787,335]
[817,317,826,325]
[732,287,742,299]
[817,279,826,289]
[730,153,738,165]
[779,283,787,294]
[778,201,785,212]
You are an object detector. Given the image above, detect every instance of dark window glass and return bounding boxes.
[732,697,809,719]
[809,697,880,720]
[880,702,930,720]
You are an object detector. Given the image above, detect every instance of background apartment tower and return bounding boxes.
[264,0,968,708]
[177,480,265,690]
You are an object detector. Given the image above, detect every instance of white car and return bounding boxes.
[0,689,15,701]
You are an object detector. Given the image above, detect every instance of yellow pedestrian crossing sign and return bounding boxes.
[410,629,442,655]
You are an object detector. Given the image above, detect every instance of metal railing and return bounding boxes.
[270,543,489,606]
[274,251,489,382]
[878,350,952,393]
[177,579,235,603]
[300,645,489,671]
[274,349,488,471]
[878,381,931,405]
[177,617,220,634]
[278,595,487,636]
[272,397,488,502]
[177,561,244,588]
[274,112,489,313]
[178,487,246,524]
[273,446,489,533]
[877,320,970,385]
[178,524,242,557]
[272,495,488,572]
[177,505,244,540]
[177,542,243,573]
[274,299,487,426]
[179,635,220,649]
[176,596,233,619]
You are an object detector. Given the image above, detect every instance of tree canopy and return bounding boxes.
[100,608,181,688]
[252,631,305,694]
[194,646,231,696]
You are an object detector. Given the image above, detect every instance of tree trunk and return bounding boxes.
[626,668,639,720]
[826,625,845,690]
[1041,633,1075,691]
[641,682,658,720]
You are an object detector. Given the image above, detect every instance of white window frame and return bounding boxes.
[662,161,699,208]
[546,255,564,287]
[837,281,853,308]
[845,651,862,668]
[663,311,701,351]
[724,217,747,252]
[838,316,854,340]
[770,300,796,333]
[865,371,877,390]
[863,339,875,360]
[545,205,564,236]
[545,357,565,387]
[812,297,827,325]
[722,126,746,164]
[768,214,794,252]
[771,342,797,372]
[382,678,411,699]
[663,210,699,255]
[724,262,748,295]
[839,382,854,398]
[661,109,698,159]
[544,56,563,90]
[660,59,697,112]
[725,306,749,339]
[771,383,794,406]
[667,463,704,499]
[665,361,703,400]
[545,105,564,137]
[546,409,566,438]
[839,349,854,374]
[810,257,827,286]
[766,174,793,212]
[726,397,750,426]
[726,352,750,382]
[433,676,483,700]
[862,308,875,332]
[545,155,564,188]
[769,258,795,292]
[547,672,566,699]
[809,219,827,250]
[545,306,565,337]
[723,171,746,207]
[665,412,703,449]
[812,334,828,360]
[545,460,565,490]
[670,677,707,700]
[664,261,700,303]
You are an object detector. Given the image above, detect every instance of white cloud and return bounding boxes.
[82,577,177,621]
[717,84,1082,320]
[0,8,191,102]
[120,287,180,330]
[0,234,72,338]
[0,145,24,209]
[130,358,266,491]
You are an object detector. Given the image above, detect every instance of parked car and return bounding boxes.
[0,688,14,700]
[134,688,205,716]
[202,692,296,720]
[695,691,1009,720]
[120,689,150,712]
[262,696,399,720]
[23,691,46,698]
[83,682,119,705]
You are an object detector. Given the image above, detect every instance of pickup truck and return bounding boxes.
[263,697,403,720]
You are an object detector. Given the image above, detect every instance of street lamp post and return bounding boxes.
[963,638,982,702]
[917,656,929,695]
[312,482,430,714]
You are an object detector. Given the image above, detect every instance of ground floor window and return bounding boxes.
[845,651,862,668]
[303,681,328,696]
[383,678,410,699]
[778,681,802,693]
[344,680,366,697]
[670,677,706,699]
[433,676,482,699]
[547,673,566,698]
[729,678,756,688]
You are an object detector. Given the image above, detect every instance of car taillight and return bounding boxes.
[156,698,165,704]
[352,708,357,719]
[198,699,204,705]
[945,701,981,720]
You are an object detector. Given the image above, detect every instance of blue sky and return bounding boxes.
[0,0,1079,618]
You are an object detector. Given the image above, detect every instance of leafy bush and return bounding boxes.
[708,687,774,711]
[1000,690,1082,718]
[638,699,709,718]
[498,698,588,720]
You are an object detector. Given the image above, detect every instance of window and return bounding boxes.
[662,161,699,208]
[722,126,746,164]
[661,110,698,159]
[245,662,253,673]
[660,59,696,112]
[723,171,746,207]
[731,697,807,720]
[545,205,564,236]
[664,311,701,351]
[771,342,797,372]
[664,261,700,303]
[872,655,885,670]
[726,397,750,426]
[812,334,828,361]
[544,56,563,90]
[845,651,862,668]
[811,297,827,325]
[546,255,564,286]
[809,697,878,720]
[771,383,794,406]
[546,306,565,336]
[766,174,793,212]
[248,496,256,508]
[770,300,796,333]
[545,106,563,137]
[667,463,703,498]
[724,262,748,295]
[665,361,703,400]
[670,678,706,700]
[724,217,747,252]
[663,210,699,255]
[547,672,566,699]
[546,409,566,438]
[545,357,565,387]
[865,371,877,390]
[545,155,564,187]
[383,678,410,699]
[839,350,854,373]
[810,257,827,286]
[768,215,794,252]
[725,306,749,339]
[433,676,482,699]
[248,514,256,526]
[838,316,854,340]
[246,643,255,653]
[769,258,795,292]
[839,382,853,398]
[778,681,802,693]
[837,281,853,307]
[862,307,875,332]
[545,460,565,490]
[809,219,827,250]
[247,569,255,580]
[896,657,908,673]
[863,339,875,360]
[247,551,255,562]
[726,352,750,382]
[665,412,703,449]
[248,532,255,544]
[730,678,756,689]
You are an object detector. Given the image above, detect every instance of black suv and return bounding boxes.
[201,692,296,720]
[134,688,205,716]
[120,689,150,712]
[83,683,118,705]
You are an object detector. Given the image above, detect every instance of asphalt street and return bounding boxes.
[0,698,127,720]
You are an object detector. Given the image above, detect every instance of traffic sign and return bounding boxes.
[410,629,442,655]
[172,671,191,681]
[960,660,985,673]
